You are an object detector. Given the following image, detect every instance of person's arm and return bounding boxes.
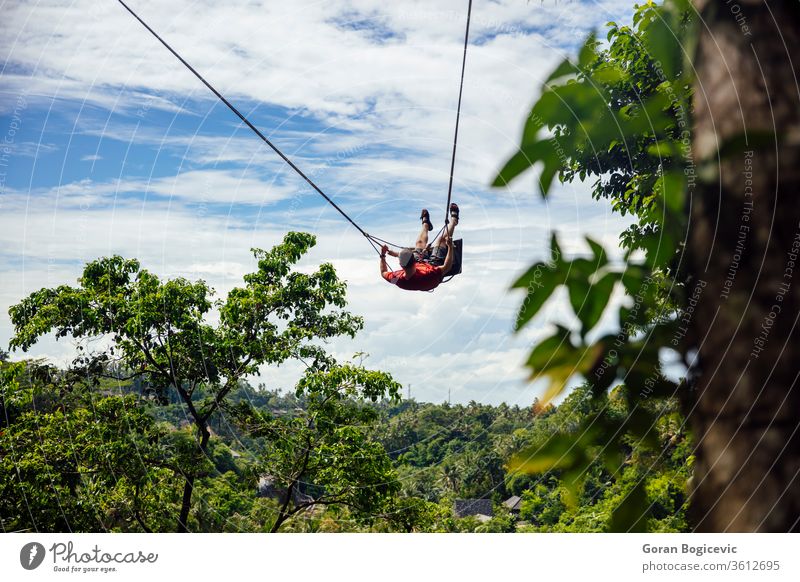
[380,245,391,279]
[440,233,455,275]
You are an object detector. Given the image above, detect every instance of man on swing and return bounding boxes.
[380,203,459,292]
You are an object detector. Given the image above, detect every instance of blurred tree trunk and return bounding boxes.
[687,0,800,531]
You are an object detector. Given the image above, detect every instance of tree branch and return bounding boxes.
[270,431,313,533]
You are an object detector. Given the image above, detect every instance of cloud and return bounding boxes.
[0,183,634,405]
[3,168,298,210]
[1,0,641,404]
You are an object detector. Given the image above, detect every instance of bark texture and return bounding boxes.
[687,0,800,531]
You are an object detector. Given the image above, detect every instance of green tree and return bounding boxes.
[496,0,800,533]
[229,364,403,532]
[494,0,693,251]
[0,360,179,532]
[8,232,363,532]
[491,0,695,531]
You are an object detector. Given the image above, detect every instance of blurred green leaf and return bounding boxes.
[659,171,686,213]
[509,432,583,474]
[586,236,608,268]
[526,326,603,404]
[513,266,560,332]
[493,140,559,195]
[715,130,778,161]
[609,479,650,532]
[593,62,627,85]
[550,233,564,266]
[621,263,650,296]
[642,229,677,269]
[642,12,682,80]
[647,141,677,157]
[577,33,599,68]
[545,58,579,85]
[578,272,618,337]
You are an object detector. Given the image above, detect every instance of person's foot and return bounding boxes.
[420,208,433,231]
[449,203,460,222]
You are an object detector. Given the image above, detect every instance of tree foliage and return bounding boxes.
[492,0,696,531]
[494,0,694,251]
[228,364,403,532]
[0,361,179,532]
[7,232,365,531]
[1,356,690,532]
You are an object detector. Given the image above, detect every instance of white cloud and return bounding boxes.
[3,168,298,210]
[0,182,634,405]
[1,0,641,404]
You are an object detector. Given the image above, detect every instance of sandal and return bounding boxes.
[449,202,460,221]
[420,208,433,231]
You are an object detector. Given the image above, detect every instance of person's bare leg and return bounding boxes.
[433,216,458,248]
[415,222,429,250]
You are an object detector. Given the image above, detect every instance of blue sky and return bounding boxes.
[1,0,638,405]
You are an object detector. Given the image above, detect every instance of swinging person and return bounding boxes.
[380,203,460,292]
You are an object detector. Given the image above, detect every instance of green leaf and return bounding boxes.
[512,262,550,290]
[592,62,626,85]
[624,405,661,450]
[561,461,594,507]
[509,414,612,508]
[715,130,778,161]
[585,237,608,268]
[659,171,686,213]
[492,140,552,188]
[578,272,618,337]
[626,369,679,401]
[523,91,564,143]
[609,479,650,532]
[642,9,682,80]
[620,263,650,296]
[567,275,591,325]
[509,432,582,474]
[538,149,562,198]
[513,266,560,331]
[642,229,677,269]
[647,141,677,157]
[577,33,599,68]
[525,326,603,404]
[537,81,605,129]
[545,58,579,85]
[492,150,534,187]
[550,233,563,266]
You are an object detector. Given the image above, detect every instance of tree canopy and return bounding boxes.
[7,232,380,531]
[492,0,696,531]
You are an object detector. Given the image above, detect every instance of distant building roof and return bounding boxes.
[257,475,279,499]
[257,475,314,506]
[503,495,522,511]
[454,499,493,518]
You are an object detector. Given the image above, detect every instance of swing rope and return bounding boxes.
[444,0,472,226]
[115,0,472,255]
[116,0,389,253]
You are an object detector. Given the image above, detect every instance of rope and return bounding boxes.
[115,0,381,254]
[366,234,405,250]
[444,0,473,225]
[117,0,472,259]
